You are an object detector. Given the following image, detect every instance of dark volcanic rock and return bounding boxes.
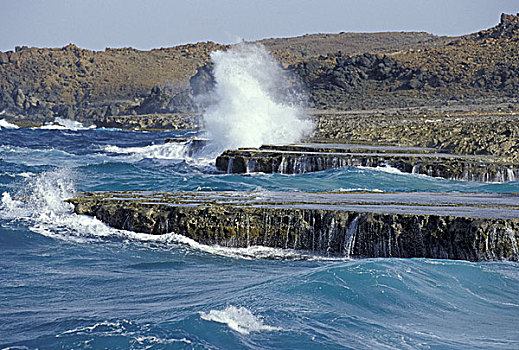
[190,64,214,96]
[134,85,176,114]
[0,52,8,64]
[68,191,519,261]
[292,52,433,94]
[133,64,215,115]
[215,143,518,182]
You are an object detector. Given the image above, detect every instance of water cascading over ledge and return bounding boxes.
[68,191,519,261]
[215,143,519,183]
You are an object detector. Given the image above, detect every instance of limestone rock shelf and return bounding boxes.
[68,191,519,261]
[215,143,519,183]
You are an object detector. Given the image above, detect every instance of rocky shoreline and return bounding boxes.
[215,143,518,182]
[68,191,519,261]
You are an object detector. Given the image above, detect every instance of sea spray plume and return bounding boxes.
[200,43,313,154]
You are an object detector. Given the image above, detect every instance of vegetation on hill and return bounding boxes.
[0,13,518,123]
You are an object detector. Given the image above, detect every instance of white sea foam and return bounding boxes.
[0,168,348,260]
[104,143,189,160]
[359,165,434,178]
[0,168,130,244]
[337,187,384,193]
[200,306,281,335]
[164,232,349,261]
[38,117,96,131]
[0,119,19,129]
[200,43,313,155]
[358,165,408,175]
[102,141,215,167]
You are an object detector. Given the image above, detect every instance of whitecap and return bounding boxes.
[37,117,96,131]
[200,306,281,335]
[104,143,189,160]
[0,119,19,129]
[163,233,349,261]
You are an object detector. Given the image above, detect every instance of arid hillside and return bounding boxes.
[0,42,226,106]
[292,13,519,110]
[0,13,518,123]
[259,31,452,58]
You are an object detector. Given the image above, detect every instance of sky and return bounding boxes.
[1,0,518,52]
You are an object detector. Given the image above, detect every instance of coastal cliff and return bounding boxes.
[215,143,518,182]
[68,191,519,261]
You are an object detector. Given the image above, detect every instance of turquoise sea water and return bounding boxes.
[1,126,518,349]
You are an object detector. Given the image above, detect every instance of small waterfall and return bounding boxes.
[411,164,420,174]
[486,225,497,261]
[327,218,336,254]
[284,215,292,249]
[246,159,257,173]
[227,158,234,173]
[344,216,359,258]
[278,155,287,174]
[507,168,516,182]
[506,227,519,258]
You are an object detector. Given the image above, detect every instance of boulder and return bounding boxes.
[190,64,214,96]
[14,88,25,108]
[0,52,8,64]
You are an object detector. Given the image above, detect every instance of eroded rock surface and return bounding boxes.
[215,143,519,182]
[68,191,519,261]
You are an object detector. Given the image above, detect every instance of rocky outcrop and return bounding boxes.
[92,113,198,130]
[289,13,519,110]
[313,113,519,162]
[473,12,519,40]
[293,52,434,93]
[215,144,518,182]
[68,191,519,261]
[133,63,215,115]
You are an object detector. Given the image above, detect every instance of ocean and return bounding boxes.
[1,123,518,349]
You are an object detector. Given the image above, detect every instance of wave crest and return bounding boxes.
[200,306,281,335]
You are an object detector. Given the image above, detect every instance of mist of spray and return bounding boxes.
[200,43,313,153]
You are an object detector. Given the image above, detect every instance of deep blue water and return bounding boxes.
[1,125,518,349]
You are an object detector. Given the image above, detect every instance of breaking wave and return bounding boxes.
[38,117,96,131]
[200,306,281,335]
[103,143,189,161]
[0,167,343,260]
[0,119,19,129]
[200,43,313,155]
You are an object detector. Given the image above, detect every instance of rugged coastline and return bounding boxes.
[215,143,518,182]
[4,13,519,262]
[68,191,519,261]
